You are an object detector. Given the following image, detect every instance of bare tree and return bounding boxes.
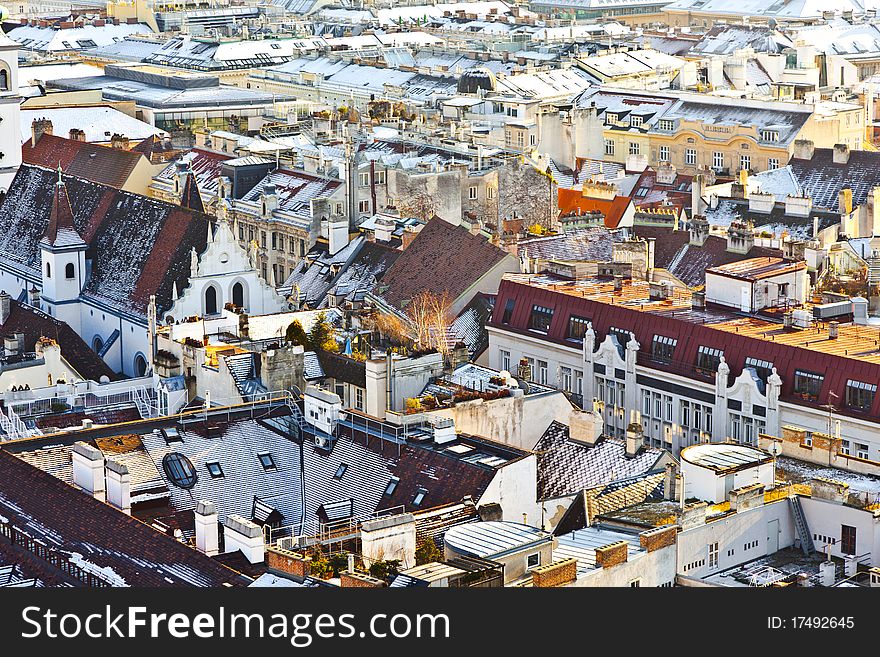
[497,157,559,234]
[405,290,453,356]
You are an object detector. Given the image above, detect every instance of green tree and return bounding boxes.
[285,320,309,346]
[308,312,339,352]
[368,559,400,582]
[415,540,442,565]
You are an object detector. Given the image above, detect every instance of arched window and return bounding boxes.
[134,354,147,377]
[65,263,75,279]
[205,285,218,315]
[93,336,103,354]
[232,281,244,308]
[45,262,51,278]
[0,69,7,92]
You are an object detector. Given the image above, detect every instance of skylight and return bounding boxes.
[412,488,427,507]
[334,463,348,479]
[163,453,197,489]
[258,452,277,471]
[384,477,399,496]
[206,461,224,478]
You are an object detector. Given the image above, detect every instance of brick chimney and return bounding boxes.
[68,128,86,142]
[110,134,130,150]
[31,118,53,146]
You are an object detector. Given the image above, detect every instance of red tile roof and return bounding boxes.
[0,449,247,587]
[558,189,632,228]
[22,134,145,189]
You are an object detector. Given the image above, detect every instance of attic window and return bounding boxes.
[334,463,348,479]
[658,119,674,131]
[258,452,277,471]
[695,345,723,373]
[162,453,197,489]
[412,488,427,507]
[206,461,224,478]
[384,476,399,496]
[161,427,182,444]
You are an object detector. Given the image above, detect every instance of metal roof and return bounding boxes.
[443,520,551,558]
[680,443,771,472]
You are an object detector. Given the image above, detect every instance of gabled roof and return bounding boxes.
[557,190,631,229]
[0,298,116,381]
[376,218,512,310]
[789,148,880,212]
[179,171,205,214]
[22,133,146,189]
[535,421,666,501]
[0,449,246,587]
[0,165,211,317]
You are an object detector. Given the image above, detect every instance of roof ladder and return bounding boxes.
[788,494,815,556]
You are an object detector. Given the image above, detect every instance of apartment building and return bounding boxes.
[486,270,880,468]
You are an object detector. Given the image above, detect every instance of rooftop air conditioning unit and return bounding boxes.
[314,434,331,450]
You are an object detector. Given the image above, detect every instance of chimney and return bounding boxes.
[28,286,40,310]
[432,418,456,444]
[71,441,106,501]
[783,311,794,330]
[195,500,219,556]
[31,118,53,147]
[829,321,839,339]
[110,134,130,150]
[613,275,624,292]
[0,291,9,325]
[568,408,601,446]
[68,128,86,142]
[691,290,705,310]
[327,216,349,256]
[223,514,265,564]
[832,143,850,165]
[691,174,706,216]
[3,334,18,356]
[785,194,812,217]
[793,139,815,161]
[625,422,643,458]
[663,463,677,501]
[105,459,131,515]
[839,188,853,215]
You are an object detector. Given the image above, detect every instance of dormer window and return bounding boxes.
[258,452,277,471]
[760,130,779,143]
[631,116,643,127]
[658,119,674,131]
[605,112,618,124]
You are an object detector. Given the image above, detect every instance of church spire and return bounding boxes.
[41,168,84,248]
[179,171,206,214]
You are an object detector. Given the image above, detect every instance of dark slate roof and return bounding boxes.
[789,148,880,212]
[0,449,247,587]
[317,351,366,388]
[0,165,211,317]
[281,237,400,310]
[179,171,206,214]
[376,218,513,310]
[518,226,621,261]
[22,133,145,189]
[451,293,494,360]
[634,227,783,288]
[534,421,666,501]
[0,299,117,381]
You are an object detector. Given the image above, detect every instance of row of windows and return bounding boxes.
[603,141,779,171]
[238,224,307,256]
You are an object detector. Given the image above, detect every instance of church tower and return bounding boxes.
[0,8,21,194]
[40,169,87,333]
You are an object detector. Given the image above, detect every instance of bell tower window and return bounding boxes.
[65,263,75,279]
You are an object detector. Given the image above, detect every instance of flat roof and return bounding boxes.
[706,257,806,281]
[680,443,772,472]
[497,273,880,366]
[553,526,643,576]
[443,521,551,559]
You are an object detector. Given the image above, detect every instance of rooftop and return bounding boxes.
[444,520,552,559]
[680,443,772,473]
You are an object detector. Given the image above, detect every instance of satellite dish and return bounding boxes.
[768,441,782,457]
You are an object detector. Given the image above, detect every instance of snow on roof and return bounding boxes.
[18,62,104,84]
[9,22,153,52]
[19,107,166,145]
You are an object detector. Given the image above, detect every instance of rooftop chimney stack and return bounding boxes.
[105,459,131,515]
[223,515,265,564]
[0,291,10,325]
[568,408,602,447]
[829,321,839,339]
[832,143,851,165]
[31,118,53,147]
[71,441,106,501]
[195,500,220,556]
[625,422,643,458]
